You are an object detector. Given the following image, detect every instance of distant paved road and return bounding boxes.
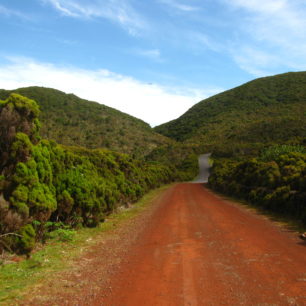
[193,153,211,183]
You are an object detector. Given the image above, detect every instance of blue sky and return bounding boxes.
[1,0,306,125]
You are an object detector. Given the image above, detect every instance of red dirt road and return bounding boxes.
[100,183,306,306]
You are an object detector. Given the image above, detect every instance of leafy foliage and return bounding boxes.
[0,94,181,255]
[146,143,199,181]
[45,228,76,242]
[259,145,306,162]
[209,151,306,225]
[17,224,36,255]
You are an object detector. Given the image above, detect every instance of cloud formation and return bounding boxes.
[0,4,28,19]
[133,49,163,62]
[43,0,147,35]
[158,0,200,12]
[0,56,221,126]
[41,0,306,76]
[223,0,306,75]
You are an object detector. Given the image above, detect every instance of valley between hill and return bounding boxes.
[0,71,305,304]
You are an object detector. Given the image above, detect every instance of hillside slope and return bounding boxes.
[0,87,170,156]
[0,93,178,255]
[155,72,306,156]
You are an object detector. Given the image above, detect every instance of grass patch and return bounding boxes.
[0,184,172,305]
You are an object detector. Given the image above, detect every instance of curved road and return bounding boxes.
[193,153,211,183]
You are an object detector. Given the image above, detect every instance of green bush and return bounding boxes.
[16,224,36,255]
[0,94,182,254]
[46,228,76,242]
[209,150,306,224]
[260,145,306,162]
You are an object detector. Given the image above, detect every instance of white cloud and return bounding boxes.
[227,0,306,42]
[226,0,288,14]
[159,0,199,12]
[189,32,222,53]
[0,56,222,126]
[223,0,306,75]
[43,0,147,35]
[231,47,278,76]
[0,4,28,19]
[134,49,163,62]
[45,0,78,17]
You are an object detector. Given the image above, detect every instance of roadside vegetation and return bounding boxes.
[208,146,306,226]
[0,94,197,256]
[0,184,170,304]
[145,143,199,181]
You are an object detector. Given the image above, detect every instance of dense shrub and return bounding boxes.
[16,224,36,255]
[0,94,185,254]
[146,143,199,181]
[259,145,306,162]
[209,150,306,225]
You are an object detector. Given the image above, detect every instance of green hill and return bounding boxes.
[0,87,170,157]
[155,72,306,157]
[0,93,178,255]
